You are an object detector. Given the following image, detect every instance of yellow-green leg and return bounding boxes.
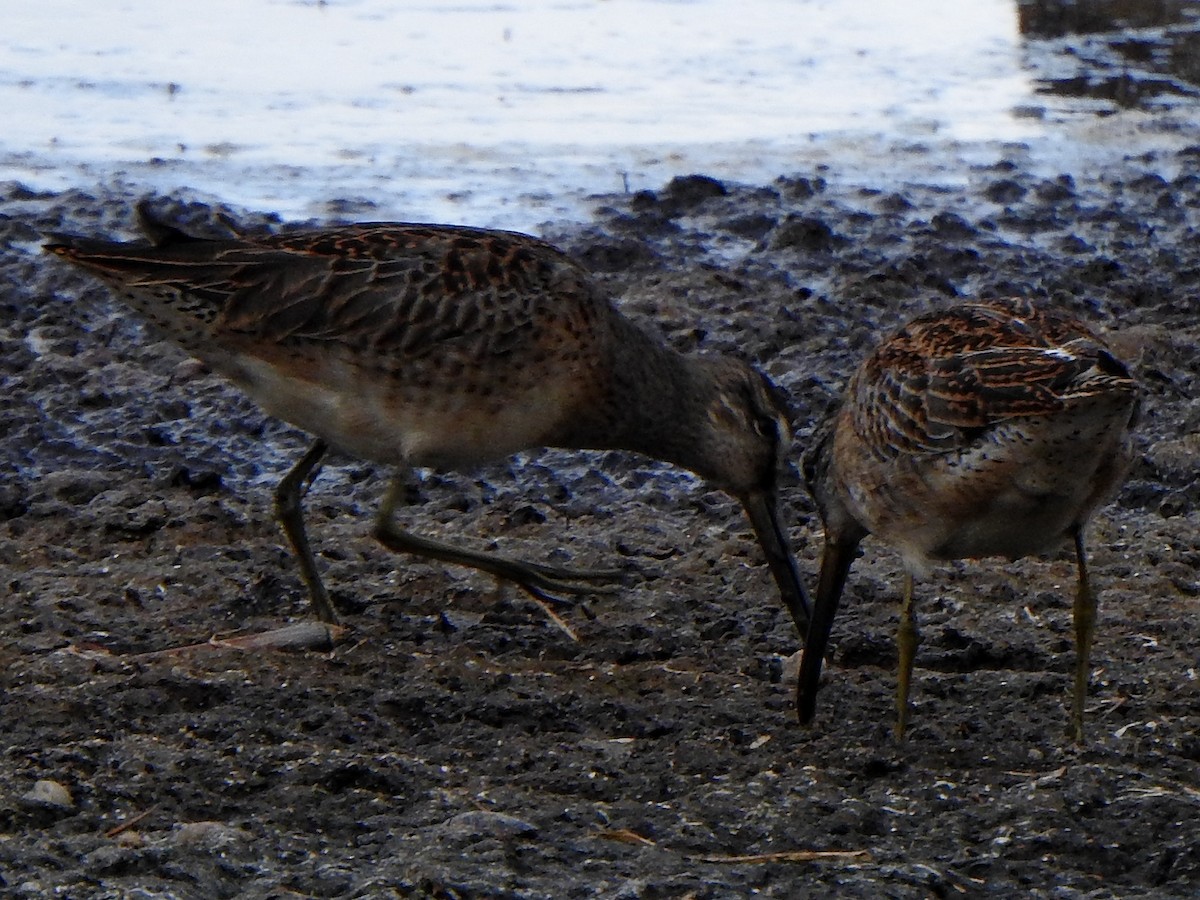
[1070,526,1096,745]
[895,571,919,741]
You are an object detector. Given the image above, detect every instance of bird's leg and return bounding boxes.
[273,439,337,624]
[371,473,628,608]
[895,570,920,741]
[1070,526,1097,745]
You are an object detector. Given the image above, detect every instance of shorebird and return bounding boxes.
[45,202,810,641]
[796,298,1139,743]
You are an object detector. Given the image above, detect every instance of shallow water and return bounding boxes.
[2,0,1199,229]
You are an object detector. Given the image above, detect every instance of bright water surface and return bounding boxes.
[2,0,1197,229]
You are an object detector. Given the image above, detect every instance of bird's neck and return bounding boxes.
[563,315,717,474]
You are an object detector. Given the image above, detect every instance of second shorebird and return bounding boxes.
[797,298,1139,743]
[45,203,810,640]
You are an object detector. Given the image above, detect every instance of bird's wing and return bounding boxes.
[851,299,1130,457]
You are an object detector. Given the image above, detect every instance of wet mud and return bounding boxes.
[2,132,1200,897]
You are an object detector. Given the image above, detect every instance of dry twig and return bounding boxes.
[695,849,871,865]
[132,622,344,658]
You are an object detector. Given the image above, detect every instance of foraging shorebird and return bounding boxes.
[45,203,810,641]
[797,298,1139,743]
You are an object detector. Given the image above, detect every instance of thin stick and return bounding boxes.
[695,849,871,864]
[132,622,344,658]
[527,594,580,643]
[104,806,158,838]
[596,828,657,846]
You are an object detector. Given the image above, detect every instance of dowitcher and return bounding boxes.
[45,203,810,641]
[796,298,1139,743]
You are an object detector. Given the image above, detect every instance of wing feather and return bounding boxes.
[849,299,1131,457]
[47,221,607,368]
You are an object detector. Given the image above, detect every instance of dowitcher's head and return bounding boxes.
[686,358,810,634]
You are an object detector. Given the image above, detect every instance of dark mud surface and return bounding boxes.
[3,134,1200,899]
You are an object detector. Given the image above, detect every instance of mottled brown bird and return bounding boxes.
[798,298,1139,743]
[45,203,809,641]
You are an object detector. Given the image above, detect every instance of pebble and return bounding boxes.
[436,810,538,842]
[171,821,249,848]
[21,779,73,809]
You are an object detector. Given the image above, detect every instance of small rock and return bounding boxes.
[983,178,1027,204]
[877,192,914,213]
[722,212,777,239]
[172,820,249,848]
[1146,435,1200,482]
[437,810,537,842]
[22,779,73,809]
[769,215,843,252]
[931,211,975,239]
[83,844,132,875]
[114,829,145,848]
[1035,175,1075,201]
[660,174,727,209]
[780,648,804,686]
[776,174,826,200]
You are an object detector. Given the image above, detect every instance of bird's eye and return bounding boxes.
[752,414,778,440]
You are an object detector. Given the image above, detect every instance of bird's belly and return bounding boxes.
[847,410,1132,565]
[860,480,1085,567]
[218,354,571,469]
[922,487,1083,560]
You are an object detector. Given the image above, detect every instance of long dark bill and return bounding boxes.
[741,490,811,639]
[795,537,859,724]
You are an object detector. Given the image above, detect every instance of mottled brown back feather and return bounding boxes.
[848,298,1135,457]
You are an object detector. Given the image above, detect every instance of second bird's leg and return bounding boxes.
[371,473,628,607]
[895,571,920,741]
[1070,526,1097,745]
[273,439,337,624]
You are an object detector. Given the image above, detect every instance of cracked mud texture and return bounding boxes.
[2,139,1200,898]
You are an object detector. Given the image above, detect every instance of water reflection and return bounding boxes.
[1018,0,1200,110]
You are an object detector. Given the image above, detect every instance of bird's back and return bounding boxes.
[45,213,620,468]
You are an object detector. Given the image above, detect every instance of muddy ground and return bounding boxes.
[2,131,1200,899]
